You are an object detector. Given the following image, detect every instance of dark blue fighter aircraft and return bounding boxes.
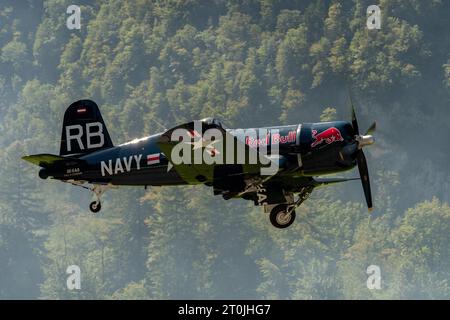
[23,99,375,228]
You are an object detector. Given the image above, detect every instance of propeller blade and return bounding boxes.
[365,121,376,135]
[348,89,359,135]
[356,150,373,212]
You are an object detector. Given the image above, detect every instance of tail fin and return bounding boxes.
[60,100,113,156]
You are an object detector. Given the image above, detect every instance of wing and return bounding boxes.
[230,176,360,206]
[157,119,275,186]
[312,176,360,188]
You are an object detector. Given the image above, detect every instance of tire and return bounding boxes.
[269,204,296,229]
[89,201,101,213]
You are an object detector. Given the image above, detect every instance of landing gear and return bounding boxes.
[88,184,108,213]
[269,204,296,228]
[265,186,314,229]
[62,180,113,214]
[293,186,313,208]
[89,201,101,213]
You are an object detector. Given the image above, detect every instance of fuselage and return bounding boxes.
[40,120,358,186]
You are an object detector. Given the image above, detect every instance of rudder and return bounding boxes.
[60,100,113,156]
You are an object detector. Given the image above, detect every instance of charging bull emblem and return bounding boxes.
[311,127,344,147]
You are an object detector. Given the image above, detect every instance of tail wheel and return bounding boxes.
[269,204,296,229]
[89,201,101,213]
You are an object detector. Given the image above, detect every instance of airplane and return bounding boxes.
[22,99,375,228]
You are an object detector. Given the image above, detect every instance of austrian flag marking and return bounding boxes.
[147,153,160,165]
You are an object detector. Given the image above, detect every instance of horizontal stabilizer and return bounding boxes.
[22,153,81,168]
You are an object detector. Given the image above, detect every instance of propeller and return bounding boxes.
[350,93,359,135]
[348,91,375,212]
[356,149,372,210]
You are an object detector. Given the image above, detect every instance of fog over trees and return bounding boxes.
[0,0,449,299]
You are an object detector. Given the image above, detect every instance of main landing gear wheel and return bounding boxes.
[269,204,296,229]
[87,184,110,213]
[89,201,101,213]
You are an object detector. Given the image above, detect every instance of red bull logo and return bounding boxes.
[311,127,344,147]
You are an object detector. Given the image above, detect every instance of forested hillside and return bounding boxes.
[0,0,449,299]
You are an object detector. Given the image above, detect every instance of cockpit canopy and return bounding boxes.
[200,117,227,129]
